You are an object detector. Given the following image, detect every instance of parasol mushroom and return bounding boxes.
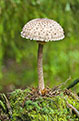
[21,18,65,94]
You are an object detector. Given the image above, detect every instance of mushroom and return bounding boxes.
[21,18,65,94]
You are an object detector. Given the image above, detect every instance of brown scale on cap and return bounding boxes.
[21,18,65,94]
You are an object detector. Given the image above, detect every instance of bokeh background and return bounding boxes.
[0,0,79,93]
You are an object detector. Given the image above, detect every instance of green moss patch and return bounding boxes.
[0,88,79,121]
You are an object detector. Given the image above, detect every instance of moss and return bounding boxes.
[0,88,79,121]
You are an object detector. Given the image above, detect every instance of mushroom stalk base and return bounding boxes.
[37,43,44,93]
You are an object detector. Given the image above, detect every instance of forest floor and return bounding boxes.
[0,86,79,121]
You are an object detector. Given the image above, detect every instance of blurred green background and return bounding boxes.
[0,0,79,93]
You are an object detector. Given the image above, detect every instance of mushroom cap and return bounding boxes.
[21,18,65,42]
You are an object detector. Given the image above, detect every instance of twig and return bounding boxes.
[66,101,79,118]
[67,78,79,89]
[58,76,71,88]
[2,94,12,120]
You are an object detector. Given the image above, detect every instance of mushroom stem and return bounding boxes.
[37,43,44,93]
